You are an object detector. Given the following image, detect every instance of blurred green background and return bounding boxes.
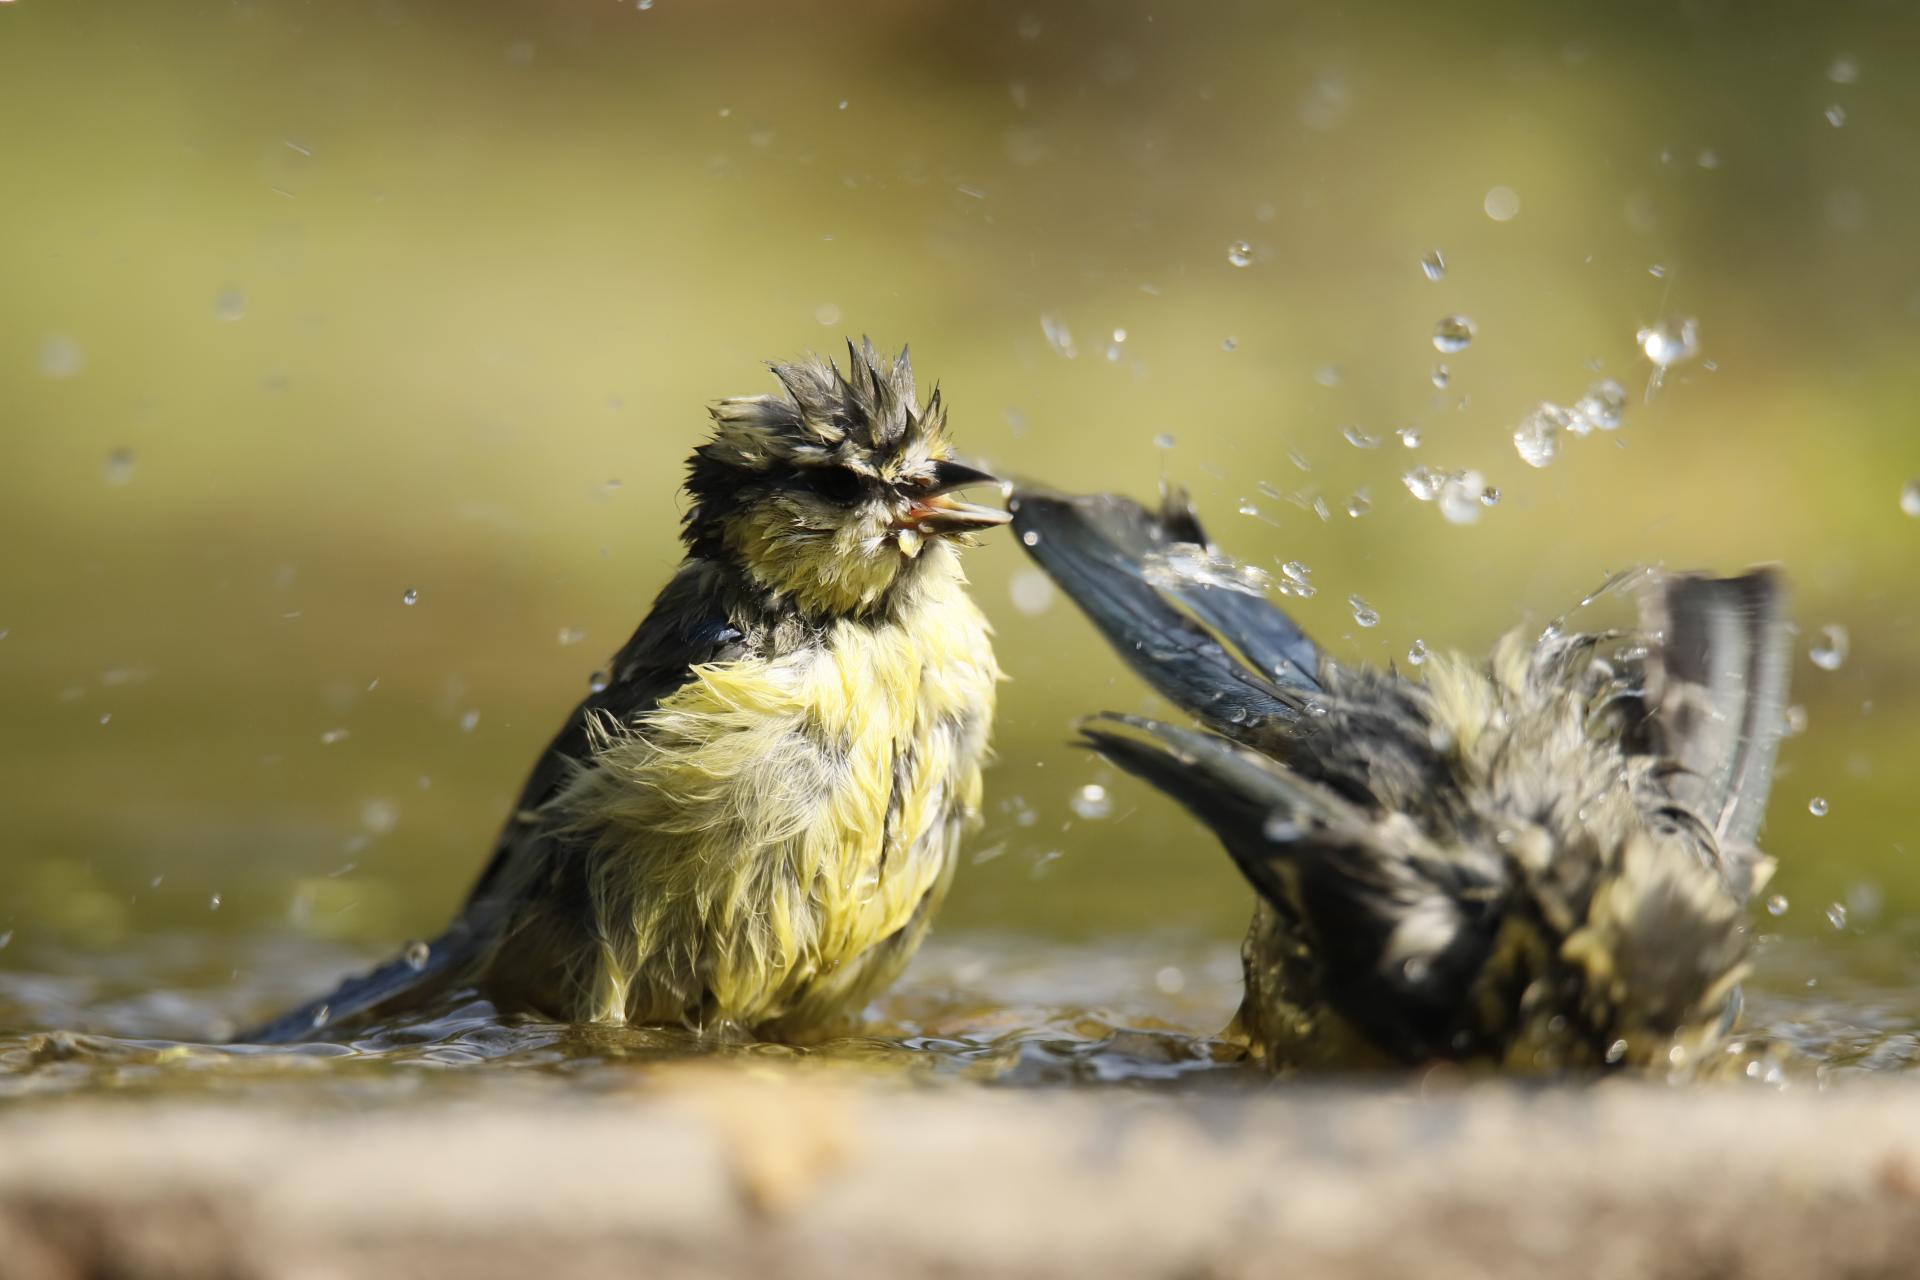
[2,0,1916,993]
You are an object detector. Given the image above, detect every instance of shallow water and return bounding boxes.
[4,925,1916,1102]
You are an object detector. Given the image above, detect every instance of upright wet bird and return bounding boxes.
[245,341,1008,1043]
[1014,486,1789,1072]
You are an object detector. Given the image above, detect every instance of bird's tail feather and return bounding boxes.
[1011,487,1318,738]
[1647,569,1790,896]
[236,923,483,1044]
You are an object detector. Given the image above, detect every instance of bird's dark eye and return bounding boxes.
[802,467,866,505]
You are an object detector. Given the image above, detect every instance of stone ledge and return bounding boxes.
[3,1073,1917,1279]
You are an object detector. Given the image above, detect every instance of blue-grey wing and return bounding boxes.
[464,558,747,908]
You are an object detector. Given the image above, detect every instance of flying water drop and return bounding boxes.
[1638,317,1700,370]
[1432,315,1476,354]
[1809,624,1849,671]
[1513,403,1570,468]
[1070,783,1113,820]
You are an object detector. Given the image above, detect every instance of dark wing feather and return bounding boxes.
[463,559,747,908]
[1149,487,1322,690]
[1011,489,1310,738]
[1079,714,1500,1063]
[236,558,746,1044]
[1646,570,1790,888]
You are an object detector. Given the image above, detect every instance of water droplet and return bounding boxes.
[1401,465,1441,501]
[401,588,419,606]
[1039,312,1077,359]
[209,893,223,911]
[311,1004,331,1029]
[1345,491,1371,519]
[814,302,842,327]
[557,626,587,646]
[1397,426,1423,450]
[1647,263,1669,280]
[1438,470,1487,525]
[103,448,136,486]
[1263,811,1305,841]
[1420,248,1446,281]
[38,334,85,379]
[1785,704,1809,735]
[588,669,611,693]
[1313,365,1343,388]
[1697,148,1720,170]
[1766,894,1789,917]
[1431,364,1450,388]
[459,708,481,732]
[1513,402,1570,468]
[1480,486,1501,507]
[1221,337,1238,352]
[1809,796,1830,817]
[1829,56,1859,85]
[1826,901,1848,930]
[1570,378,1627,433]
[1605,1039,1629,1065]
[215,290,248,322]
[0,931,11,950]
[1227,240,1254,267]
[1825,103,1847,127]
[1342,425,1380,449]
[1154,966,1185,995]
[1279,561,1316,597]
[1809,624,1849,671]
[1433,315,1476,353]
[1008,567,1056,616]
[1141,544,1274,596]
[1021,529,1040,548]
[320,728,349,745]
[1483,185,1521,221]
[1407,638,1429,666]
[1152,432,1176,450]
[1069,783,1112,820]
[1638,317,1701,369]
[404,940,432,971]
[1348,595,1379,628]
[1899,480,1920,517]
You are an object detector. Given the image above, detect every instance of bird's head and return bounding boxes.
[683,340,1009,619]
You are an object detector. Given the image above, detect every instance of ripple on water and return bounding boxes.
[4,931,1919,1097]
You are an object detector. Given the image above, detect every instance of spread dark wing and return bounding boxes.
[462,558,748,908]
[1010,486,1313,742]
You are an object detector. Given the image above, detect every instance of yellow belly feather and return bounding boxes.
[536,563,997,1035]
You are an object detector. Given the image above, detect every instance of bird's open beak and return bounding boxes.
[898,460,1012,534]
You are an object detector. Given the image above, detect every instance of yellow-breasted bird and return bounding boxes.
[1013,486,1789,1072]
[244,341,1007,1043]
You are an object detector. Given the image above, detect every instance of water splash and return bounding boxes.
[1140,543,1274,597]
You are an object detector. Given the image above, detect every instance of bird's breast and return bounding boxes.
[565,576,998,1028]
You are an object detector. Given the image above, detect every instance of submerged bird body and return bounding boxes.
[245,343,1005,1043]
[1015,488,1789,1072]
